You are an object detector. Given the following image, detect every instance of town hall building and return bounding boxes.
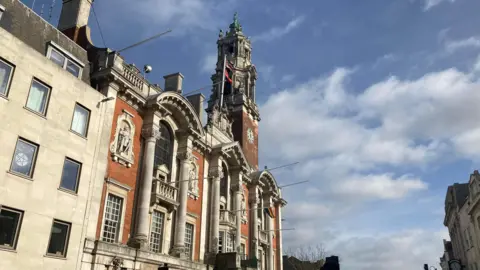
[0,0,287,270]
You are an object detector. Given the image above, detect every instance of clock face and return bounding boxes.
[247,128,254,144]
[449,261,462,270]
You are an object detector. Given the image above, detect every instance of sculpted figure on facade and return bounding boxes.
[110,110,135,167]
[207,103,234,138]
[188,163,199,199]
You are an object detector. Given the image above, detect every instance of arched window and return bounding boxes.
[220,163,228,198]
[154,122,173,170]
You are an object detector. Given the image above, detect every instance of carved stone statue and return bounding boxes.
[188,165,198,193]
[116,123,132,154]
[110,111,135,168]
[241,193,246,216]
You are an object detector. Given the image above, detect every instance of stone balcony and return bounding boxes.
[259,231,268,245]
[219,210,236,228]
[151,179,179,212]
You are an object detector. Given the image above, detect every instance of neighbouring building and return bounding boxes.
[444,179,480,270]
[0,0,116,269]
[439,240,453,270]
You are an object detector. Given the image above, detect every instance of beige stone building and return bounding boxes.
[444,175,480,270]
[0,0,116,269]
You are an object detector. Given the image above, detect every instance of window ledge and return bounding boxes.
[69,129,88,140]
[23,106,47,119]
[44,254,67,260]
[7,170,33,181]
[58,187,78,196]
[0,94,8,101]
[0,246,17,253]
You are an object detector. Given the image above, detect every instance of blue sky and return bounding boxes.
[25,0,480,268]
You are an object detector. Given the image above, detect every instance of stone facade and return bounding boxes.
[444,177,480,270]
[0,1,115,269]
[0,1,287,270]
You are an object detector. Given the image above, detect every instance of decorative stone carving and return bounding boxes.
[241,192,247,223]
[141,125,161,140]
[110,110,135,168]
[206,104,234,138]
[177,151,193,162]
[188,162,199,200]
[209,167,224,179]
[111,256,124,270]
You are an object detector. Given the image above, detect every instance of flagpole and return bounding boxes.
[219,52,227,108]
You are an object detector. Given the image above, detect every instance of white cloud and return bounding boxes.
[259,53,480,269]
[200,53,217,74]
[337,174,427,200]
[423,0,456,11]
[253,16,306,42]
[445,36,480,53]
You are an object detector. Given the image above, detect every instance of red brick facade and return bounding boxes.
[242,184,250,255]
[232,111,259,170]
[96,99,143,244]
[188,151,205,261]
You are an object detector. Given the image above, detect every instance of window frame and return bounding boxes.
[149,210,165,253]
[24,78,52,117]
[9,137,39,179]
[101,193,125,243]
[0,205,24,250]
[69,103,91,137]
[59,157,82,194]
[184,222,195,260]
[0,57,15,98]
[46,219,71,258]
[46,42,84,78]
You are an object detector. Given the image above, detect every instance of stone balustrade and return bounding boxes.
[151,179,179,211]
[219,210,237,227]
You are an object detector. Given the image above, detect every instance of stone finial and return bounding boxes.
[474,170,479,175]
[229,12,242,32]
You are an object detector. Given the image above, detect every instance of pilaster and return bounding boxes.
[231,170,244,253]
[249,184,260,259]
[206,161,223,263]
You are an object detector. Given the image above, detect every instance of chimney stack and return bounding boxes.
[58,0,92,45]
[163,73,184,94]
[186,93,205,121]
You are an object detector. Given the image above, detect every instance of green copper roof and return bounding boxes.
[229,12,242,32]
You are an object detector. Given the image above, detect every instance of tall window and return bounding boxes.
[241,243,246,257]
[70,103,90,137]
[225,232,234,252]
[25,79,51,116]
[185,223,194,259]
[10,138,39,178]
[102,194,123,243]
[46,220,71,257]
[0,58,14,96]
[219,231,224,253]
[220,163,228,197]
[59,158,81,193]
[149,211,165,253]
[0,206,23,249]
[154,122,173,170]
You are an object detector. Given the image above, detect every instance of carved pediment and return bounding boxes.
[155,164,170,181]
[207,104,234,138]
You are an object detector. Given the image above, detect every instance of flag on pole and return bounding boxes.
[264,207,275,218]
[225,61,233,84]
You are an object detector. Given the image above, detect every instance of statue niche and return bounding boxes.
[188,162,199,200]
[110,110,135,168]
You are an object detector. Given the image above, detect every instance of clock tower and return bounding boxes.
[206,13,260,170]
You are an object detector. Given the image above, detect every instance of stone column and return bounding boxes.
[208,166,223,257]
[232,171,243,253]
[170,144,193,258]
[132,124,159,249]
[249,185,259,259]
[264,195,274,270]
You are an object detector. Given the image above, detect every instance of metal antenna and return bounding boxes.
[48,0,56,22]
[118,30,173,53]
